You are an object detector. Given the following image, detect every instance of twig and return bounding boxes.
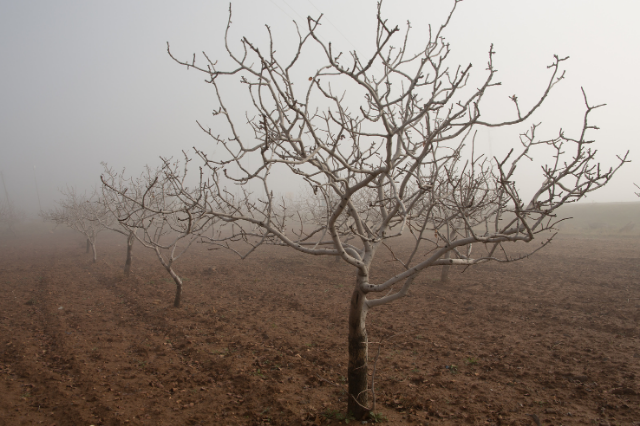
[315,374,341,387]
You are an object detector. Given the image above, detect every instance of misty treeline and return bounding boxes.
[0,171,25,236]
[42,1,629,420]
[0,201,22,236]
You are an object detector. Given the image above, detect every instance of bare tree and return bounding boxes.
[635,183,639,197]
[41,188,107,262]
[99,164,144,276]
[167,2,628,419]
[101,159,217,308]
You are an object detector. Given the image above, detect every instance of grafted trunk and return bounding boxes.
[124,233,134,276]
[348,276,369,420]
[441,250,450,282]
[441,227,457,282]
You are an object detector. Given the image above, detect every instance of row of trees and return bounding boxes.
[43,1,629,420]
[41,163,228,308]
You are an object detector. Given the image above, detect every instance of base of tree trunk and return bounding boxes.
[348,286,369,420]
[441,250,451,282]
[173,284,182,308]
[441,264,450,282]
[124,239,133,276]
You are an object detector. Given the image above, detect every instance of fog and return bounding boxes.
[1,0,638,217]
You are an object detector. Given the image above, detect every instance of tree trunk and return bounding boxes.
[154,248,182,308]
[124,233,134,276]
[172,278,182,308]
[86,238,90,253]
[441,250,450,282]
[90,241,97,263]
[167,267,183,308]
[348,277,369,420]
[441,227,456,282]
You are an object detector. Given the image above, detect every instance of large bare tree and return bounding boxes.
[167,2,628,419]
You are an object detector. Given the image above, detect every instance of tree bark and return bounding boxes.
[172,278,182,308]
[90,241,97,263]
[154,248,183,308]
[348,276,369,420]
[124,232,134,276]
[441,250,450,282]
[441,227,457,282]
[167,267,183,308]
[86,238,90,253]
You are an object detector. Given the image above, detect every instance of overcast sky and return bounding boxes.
[1,0,638,215]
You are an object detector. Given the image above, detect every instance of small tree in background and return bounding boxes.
[99,164,144,276]
[167,2,628,418]
[41,188,107,262]
[101,159,219,308]
[0,201,21,236]
[0,171,22,236]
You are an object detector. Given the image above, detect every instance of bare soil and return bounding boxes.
[1,225,639,425]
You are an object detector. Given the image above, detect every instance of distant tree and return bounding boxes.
[99,164,145,276]
[101,159,222,308]
[0,171,22,235]
[167,2,628,419]
[0,201,20,235]
[41,188,107,262]
[635,183,639,197]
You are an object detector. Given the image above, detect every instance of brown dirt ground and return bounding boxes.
[1,224,639,426]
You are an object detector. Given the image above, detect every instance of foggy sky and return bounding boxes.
[1,0,638,216]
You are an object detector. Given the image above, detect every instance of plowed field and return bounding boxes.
[1,225,639,425]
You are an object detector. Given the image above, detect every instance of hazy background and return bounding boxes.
[1,0,638,216]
